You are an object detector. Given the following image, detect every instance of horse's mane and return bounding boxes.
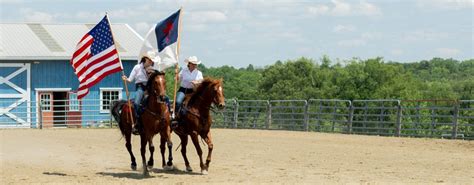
[187,77,219,106]
[146,70,166,94]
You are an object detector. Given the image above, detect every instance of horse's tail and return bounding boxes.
[111,100,128,137]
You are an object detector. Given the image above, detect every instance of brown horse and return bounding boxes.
[173,78,225,175]
[111,71,173,176]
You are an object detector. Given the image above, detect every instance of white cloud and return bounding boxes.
[108,9,143,20]
[188,10,227,24]
[417,0,473,10]
[333,24,356,33]
[390,49,404,56]
[307,0,382,17]
[75,11,103,21]
[337,39,366,47]
[331,0,352,16]
[307,5,330,15]
[188,24,207,32]
[134,22,152,35]
[361,32,383,40]
[335,32,382,48]
[357,1,382,16]
[436,48,462,57]
[20,8,54,23]
[1,0,24,3]
[402,30,449,42]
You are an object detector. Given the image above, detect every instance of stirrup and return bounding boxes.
[132,121,140,135]
[132,126,139,135]
[171,120,179,129]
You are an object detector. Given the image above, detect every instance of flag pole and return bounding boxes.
[106,13,135,126]
[172,7,183,119]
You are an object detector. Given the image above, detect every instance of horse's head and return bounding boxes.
[212,79,225,109]
[147,71,167,102]
[189,78,225,109]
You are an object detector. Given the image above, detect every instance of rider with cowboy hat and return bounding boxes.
[175,56,203,114]
[122,51,158,135]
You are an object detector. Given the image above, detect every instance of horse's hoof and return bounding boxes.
[186,166,193,172]
[147,161,154,167]
[201,169,208,175]
[167,161,173,166]
[163,165,173,171]
[147,165,154,170]
[130,163,137,171]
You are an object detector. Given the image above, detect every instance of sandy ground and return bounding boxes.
[1,128,473,184]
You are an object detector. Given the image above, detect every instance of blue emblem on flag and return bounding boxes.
[155,10,180,52]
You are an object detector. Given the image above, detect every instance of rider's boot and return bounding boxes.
[132,120,140,135]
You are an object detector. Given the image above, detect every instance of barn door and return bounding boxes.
[0,63,31,128]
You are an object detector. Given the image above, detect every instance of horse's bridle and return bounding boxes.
[151,75,167,104]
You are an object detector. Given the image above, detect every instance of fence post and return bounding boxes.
[348,101,354,134]
[233,99,238,128]
[108,100,112,128]
[304,100,309,131]
[317,101,322,132]
[266,101,271,129]
[396,100,402,137]
[332,102,337,132]
[452,102,459,139]
[39,101,43,129]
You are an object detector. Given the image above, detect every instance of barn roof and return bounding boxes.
[0,23,144,61]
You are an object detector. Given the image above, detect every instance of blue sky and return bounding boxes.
[1,0,472,68]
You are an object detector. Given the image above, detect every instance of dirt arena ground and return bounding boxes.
[1,128,473,184]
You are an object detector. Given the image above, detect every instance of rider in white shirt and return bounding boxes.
[122,51,157,134]
[175,56,203,114]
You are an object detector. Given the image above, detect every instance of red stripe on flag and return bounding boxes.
[76,66,121,99]
[77,64,122,99]
[71,35,93,66]
[83,66,122,89]
[78,55,119,83]
[76,49,118,78]
[72,45,93,68]
[72,53,91,72]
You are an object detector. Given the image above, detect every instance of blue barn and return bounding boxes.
[0,23,142,128]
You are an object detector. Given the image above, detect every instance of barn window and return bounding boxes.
[40,93,51,111]
[100,88,122,113]
[69,93,79,111]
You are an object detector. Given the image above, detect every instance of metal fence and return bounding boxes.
[0,99,116,129]
[1,99,473,140]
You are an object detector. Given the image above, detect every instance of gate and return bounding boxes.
[307,99,351,133]
[0,63,31,128]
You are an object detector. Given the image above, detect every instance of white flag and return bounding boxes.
[138,9,180,71]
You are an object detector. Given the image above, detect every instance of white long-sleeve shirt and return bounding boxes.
[179,67,203,89]
[127,63,148,84]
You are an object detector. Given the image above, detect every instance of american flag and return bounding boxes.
[71,15,122,99]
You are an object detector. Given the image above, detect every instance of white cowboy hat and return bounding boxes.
[185,56,201,65]
[138,50,159,64]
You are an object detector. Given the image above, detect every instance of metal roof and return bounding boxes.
[0,23,144,61]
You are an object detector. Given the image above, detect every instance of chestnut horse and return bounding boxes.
[173,78,225,175]
[111,71,173,176]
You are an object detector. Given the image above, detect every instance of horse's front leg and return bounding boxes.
[203,131,213,172]
[164,122,173,169]
[166,138,173,168]
[147,138,155,169]
[159,133,167,169]
[190,132,206,175]
[140,134,149,176]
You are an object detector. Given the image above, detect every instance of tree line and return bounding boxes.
[164,57,473,101]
